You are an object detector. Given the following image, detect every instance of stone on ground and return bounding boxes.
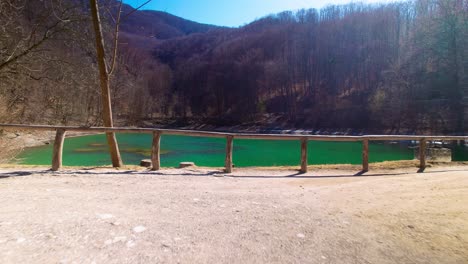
[179,162,195,168]
[140,159,152,167]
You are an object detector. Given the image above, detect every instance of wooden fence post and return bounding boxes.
[419,138,426,172]
[225,135,233,173]
[300,137,308,173]
[151,131,161,171]
[362,139,369,172]
[51,129,66,171]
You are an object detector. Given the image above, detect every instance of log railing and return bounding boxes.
[1,124,467,172]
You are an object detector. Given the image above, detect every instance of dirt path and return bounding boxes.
[0,166,467,263]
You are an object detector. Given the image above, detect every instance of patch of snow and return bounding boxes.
[296,233,305,238]
[97,214,114,220]
[126,240,136,248]
[133,226,147,233]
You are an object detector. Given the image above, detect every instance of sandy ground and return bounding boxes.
[0,165,467,264]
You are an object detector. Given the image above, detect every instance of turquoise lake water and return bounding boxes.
[13,133,442,167]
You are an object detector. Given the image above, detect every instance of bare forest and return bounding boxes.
[1,0,467,134]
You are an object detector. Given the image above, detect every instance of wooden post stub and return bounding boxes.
[151,131,161,171]
[419,138,427,172]
[225,135,234,173]
[51,129,66,171]
[300,137,308,173]
[362,139,369,172]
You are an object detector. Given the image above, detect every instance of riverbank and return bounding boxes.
[136,116,468,136]
[1,165,467,263]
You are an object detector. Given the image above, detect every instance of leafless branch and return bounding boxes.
[121,0,152,21]
[108,0,123,76]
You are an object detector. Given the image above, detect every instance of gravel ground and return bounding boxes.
[0,166,467,264]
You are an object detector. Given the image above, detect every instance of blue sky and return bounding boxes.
[123,0,393,27]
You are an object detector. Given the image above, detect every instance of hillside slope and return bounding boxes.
[0,0,467,134]
[120,5,218,39]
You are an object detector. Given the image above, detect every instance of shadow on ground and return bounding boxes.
[0,171,33,178]
[2,167,465,180]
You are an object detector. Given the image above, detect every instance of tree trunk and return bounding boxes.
[89,0,123,167]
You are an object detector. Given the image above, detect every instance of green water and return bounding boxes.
[14,133,430,167]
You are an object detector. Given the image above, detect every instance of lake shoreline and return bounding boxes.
[133,116,468,136]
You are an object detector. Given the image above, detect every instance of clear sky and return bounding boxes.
[123,0,393,27]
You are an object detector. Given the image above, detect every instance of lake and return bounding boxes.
[15,133,467,167]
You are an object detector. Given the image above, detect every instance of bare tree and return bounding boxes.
[89,0,123,167]
[88,0,153,167]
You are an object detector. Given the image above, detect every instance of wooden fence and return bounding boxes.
[1,124,467,173]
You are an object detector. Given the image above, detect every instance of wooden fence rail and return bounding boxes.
[1,124,467,173]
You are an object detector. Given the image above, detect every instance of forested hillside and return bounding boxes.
[1,0,467,134]
[0,0,218,125]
